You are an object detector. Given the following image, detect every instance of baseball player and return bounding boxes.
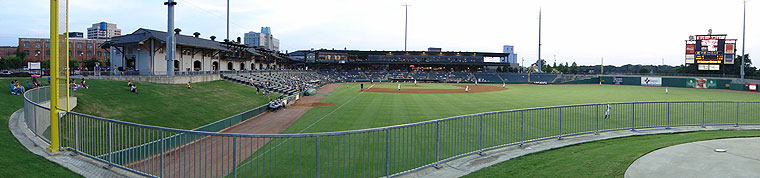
[604,104,611,119]
[665,87,669,94]
[398,83,401,91]
[465,86,469,93]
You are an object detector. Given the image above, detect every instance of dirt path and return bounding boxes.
[125,83,341,177]
[365,84,507,94]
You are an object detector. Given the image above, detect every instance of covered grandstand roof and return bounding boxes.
[314,49,509,57]
[101,28,229,51]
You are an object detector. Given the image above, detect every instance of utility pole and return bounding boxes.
[227,0,230,41]
[164,0,177,76]
[601,57,604,75]
[402,3,411,51]
[538,7,543,72]
[741,0,749,83]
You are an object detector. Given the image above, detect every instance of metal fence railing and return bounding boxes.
[22,86,760,177]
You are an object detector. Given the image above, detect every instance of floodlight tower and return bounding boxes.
[164,0,177,76]
[741,0,749,83]
[402,3,411,51]
[538,8,543,72]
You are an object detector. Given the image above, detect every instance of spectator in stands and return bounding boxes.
[268,99,278,112]
[11,80,25,95]
[130,84,138,94]
[70,79,79,91]
[80,78,89,89]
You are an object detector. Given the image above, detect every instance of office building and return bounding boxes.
[244,27,280,51]
[87,22,122,39]
[502,45,517,63]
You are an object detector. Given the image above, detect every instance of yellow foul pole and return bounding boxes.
[49,0,68,153]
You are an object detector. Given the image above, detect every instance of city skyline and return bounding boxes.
[0,0,756,66]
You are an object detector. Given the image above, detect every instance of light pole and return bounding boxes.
[402,3,411,51]
[537,7,543,73]
[741,0,749,83]
[164,0,177,76]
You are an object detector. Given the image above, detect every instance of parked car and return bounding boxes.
[1,70,11,75]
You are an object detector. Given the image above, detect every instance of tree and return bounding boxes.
[69,58,80,69]
[570,62,579,74]
[42,59,50,69]
[15,48,26,60]
[83,58,102,70]
[0,56,25,70]
[638,68,651,74]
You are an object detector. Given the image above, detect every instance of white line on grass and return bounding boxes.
[296,83,373,133]
[240,83,373,165]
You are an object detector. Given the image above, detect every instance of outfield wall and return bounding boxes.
[599,76,758,92]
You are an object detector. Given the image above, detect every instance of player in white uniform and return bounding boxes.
[604,104,611,119]
[665,87,669,94]
[465,86,469,92]
[398,83,401,91]
[502,83,506,88]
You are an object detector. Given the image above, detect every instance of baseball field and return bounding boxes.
[232,82,760,177]
[8,79,760,177]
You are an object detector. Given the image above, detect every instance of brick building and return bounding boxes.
[0,46,17,59]
[17,38,109,65]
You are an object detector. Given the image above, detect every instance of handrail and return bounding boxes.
[24,86,760,137]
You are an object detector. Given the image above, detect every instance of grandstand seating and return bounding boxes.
[223,71,334,96]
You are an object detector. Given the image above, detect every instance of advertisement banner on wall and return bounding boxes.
[688,78,708,88]
[641,77,662,86]
[613,77,623,85]
[706,79,718,89]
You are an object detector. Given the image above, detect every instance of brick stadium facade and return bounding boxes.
[0,46,17,59]
[17,38,109,66]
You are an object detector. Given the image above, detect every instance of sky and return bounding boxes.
[0,0,757,66]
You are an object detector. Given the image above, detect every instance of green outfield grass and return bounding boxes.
[464,130,760,178]
[284,84,760,133]
[0,78,81,177]
[231,83,760,177]
[72,79,272,129]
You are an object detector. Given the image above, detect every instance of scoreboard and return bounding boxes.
[685,34,737,71]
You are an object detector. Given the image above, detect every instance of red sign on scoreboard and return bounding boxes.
[686,44,696,54]
[725,44,735,54]
[750,84,758,91]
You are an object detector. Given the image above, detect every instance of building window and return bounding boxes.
[24,42,29,48]
[77,43,82,49]
[77,51,82,56]
[86,51,92,57]
[46,50,50,56]
[45,42,50,49]
[97,51,102,57]
[69,42,72,48]
[35,42,40,48]
[24,50,29,55]
[87,43,93,49]
[69,51,72,56]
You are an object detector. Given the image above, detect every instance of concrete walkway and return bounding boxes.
[399,126,760,178]
[625,137,760,178]
[9,109,144,178]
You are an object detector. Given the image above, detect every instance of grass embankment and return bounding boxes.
[72,79,272,129]
[0,78,81,177]
[464,130,760,177]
